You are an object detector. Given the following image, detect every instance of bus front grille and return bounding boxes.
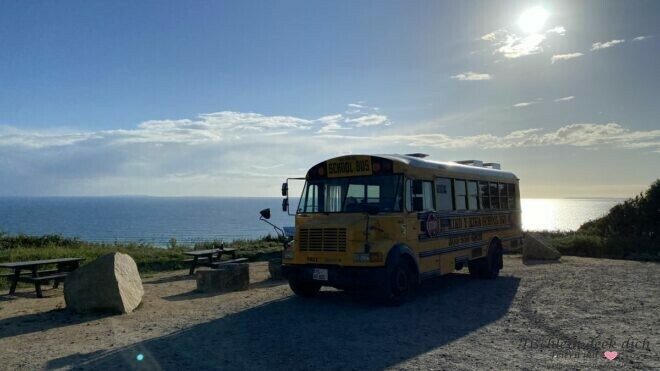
[298,228,347,252]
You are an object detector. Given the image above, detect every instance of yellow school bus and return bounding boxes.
[280,154,523,304]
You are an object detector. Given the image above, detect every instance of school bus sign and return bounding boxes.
[326,156,373,178]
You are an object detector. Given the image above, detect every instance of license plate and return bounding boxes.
[312,268,328,281]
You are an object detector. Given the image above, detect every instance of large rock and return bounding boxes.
[523,233,561,260]
[196,263,249,293]
[64,253,144,314]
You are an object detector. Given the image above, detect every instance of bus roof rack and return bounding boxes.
[483,162,501,170]
[455,160,484,167]
[454,160,502,170]
[405,153,429,158]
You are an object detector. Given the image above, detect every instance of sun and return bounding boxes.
[517,6,549,34]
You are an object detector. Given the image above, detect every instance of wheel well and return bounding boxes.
[386,244,420,283]
[400,254,419,283]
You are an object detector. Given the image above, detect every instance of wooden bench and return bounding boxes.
[0,258,84,298]
[183,248,240,275]
[183,257,211,264]
[23,273,69,296]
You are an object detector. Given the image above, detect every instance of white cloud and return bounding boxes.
[480,32,498,41]
[591,39,625,51]
[551,52,583,63]
[554,96,575,102]
[347,103,364,108]
[316,114,349,134]
[497,33,546,58]
[546,26,566,35]
[513,101,537,108]
[632,35,652,41]
[344,114,388,127]
[450,71,492,81]
[0,108,389,148]
[318,123,660,151]
[3,102,658,197]
[481,25,566,59]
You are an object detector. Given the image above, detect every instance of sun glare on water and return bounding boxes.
[517,6,549,33]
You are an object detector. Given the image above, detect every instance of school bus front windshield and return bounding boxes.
[297,174,404,213]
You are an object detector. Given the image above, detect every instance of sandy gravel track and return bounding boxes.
[0,257,658,370]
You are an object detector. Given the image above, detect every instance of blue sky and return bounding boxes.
[0,0,658,197]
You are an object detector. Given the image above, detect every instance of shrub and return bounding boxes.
[555,179,660,261]
[551,234,604,257]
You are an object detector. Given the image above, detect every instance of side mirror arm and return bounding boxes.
[259,216,285,239]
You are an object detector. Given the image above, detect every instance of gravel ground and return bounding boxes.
[0,257,658,370]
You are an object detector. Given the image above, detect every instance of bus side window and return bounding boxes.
[499,183,508,209]
[406,179,412,211]
[507,183,516,209]
[467,181,479,210]
[489,182,500,209]
[435,177,453,211]
[411,180,433,212]
[454,179,467,210]
[479,181,490,209]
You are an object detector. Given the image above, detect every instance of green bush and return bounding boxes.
[541,180,659,261]
[0,235,283,289]
[578,179,659,260]
[550,234,604,257]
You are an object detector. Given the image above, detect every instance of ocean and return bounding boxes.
[0,197,623,246]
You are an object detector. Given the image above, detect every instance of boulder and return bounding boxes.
[523,233,561,261]
[64,253,144,314]
[268,259,283,280]
[196,263,249,293]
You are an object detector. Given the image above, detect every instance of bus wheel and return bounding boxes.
[469,241,502,279]
[289,279,321,297]
[379,261,412,305]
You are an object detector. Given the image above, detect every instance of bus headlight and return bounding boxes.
[353,252,383,263]
[283,250,295,260]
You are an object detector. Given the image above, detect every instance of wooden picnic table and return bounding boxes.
[184,247,237,275]
[0,257,84,298]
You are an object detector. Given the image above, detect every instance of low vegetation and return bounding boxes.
[0,234,282,289]
[539,179,659,261]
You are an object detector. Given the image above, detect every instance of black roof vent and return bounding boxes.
[405,153,429,158]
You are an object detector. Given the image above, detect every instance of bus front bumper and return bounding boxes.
[282,264,386,289]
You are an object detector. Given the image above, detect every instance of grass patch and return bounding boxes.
[0,234,283,289]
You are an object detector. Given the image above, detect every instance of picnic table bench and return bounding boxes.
[184,247,238,275]
[0,258,84,298]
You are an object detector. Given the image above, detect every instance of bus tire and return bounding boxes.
[378,260,412,305]
[289,279,321,297]
[469,241,502,279]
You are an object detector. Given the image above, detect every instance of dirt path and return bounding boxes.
[0,257,658,370]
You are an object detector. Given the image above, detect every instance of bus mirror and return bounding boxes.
[260,208,271,219]
[282,198,289,212]
[412,180,423,194]
[281,182,288,197]
[412,197,424,212]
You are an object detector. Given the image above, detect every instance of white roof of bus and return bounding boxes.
[375,154,518,181]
